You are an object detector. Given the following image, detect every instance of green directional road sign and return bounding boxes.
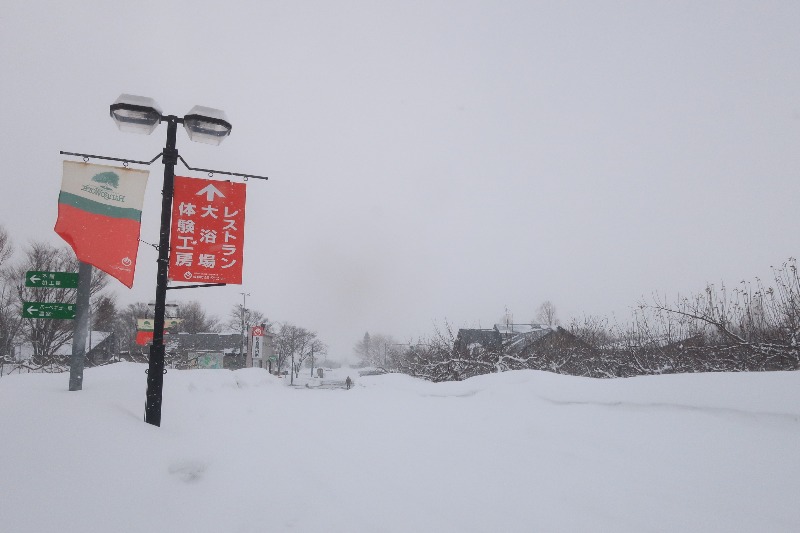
[25,271,79,289]
[22,302,76,320]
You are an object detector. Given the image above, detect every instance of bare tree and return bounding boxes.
[567,314,613,348]
[395,322,478,382]
[0,226,14,268]
[0,227,19,361]
[646,262,800,371]
[178,300,221,334]
[225,303,268,334]
[354,332,398,368]
[92,294,118,332]
[0,281,20,361]
[273,322,324,380]
[113,302,151,362]
[395,259,800,383]
[536,301,560,326]
[10,242,108,367]
[297,335,326,375]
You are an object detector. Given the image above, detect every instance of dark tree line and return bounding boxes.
[0,227,327,373]
[388,259,800,382]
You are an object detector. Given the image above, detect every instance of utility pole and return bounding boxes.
[68,262,92,391]
[240,292,249,368]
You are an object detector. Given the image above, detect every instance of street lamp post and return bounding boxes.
[110,94,232,427]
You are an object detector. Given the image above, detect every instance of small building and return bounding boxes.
[169,333,241,369]
[246,331,275,372]
[511,326,598,374]
[452,323,597,377]
[453,328,502,357]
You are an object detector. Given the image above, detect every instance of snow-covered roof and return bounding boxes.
[53,331,112,357]
[494,323,554,336]
[503,328,555,353]
[456,329,502,351]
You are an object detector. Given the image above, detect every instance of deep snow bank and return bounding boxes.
[1,364,798,533]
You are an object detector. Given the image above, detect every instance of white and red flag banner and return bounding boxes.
[168,176,246,284]
[55,161,149,288]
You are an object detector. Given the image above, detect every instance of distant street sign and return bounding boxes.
[251,331,264,360]
[22,302,76,320]
[25,271,79,289]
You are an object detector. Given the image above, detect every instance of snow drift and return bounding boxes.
[1,364,798,532]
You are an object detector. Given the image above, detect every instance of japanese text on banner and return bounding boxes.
[168,176,246,284]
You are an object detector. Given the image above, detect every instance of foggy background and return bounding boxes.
[1,1,798,360]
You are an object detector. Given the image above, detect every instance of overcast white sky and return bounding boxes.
[1,1,798,360]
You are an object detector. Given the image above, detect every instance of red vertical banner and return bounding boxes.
[168,176,246,284]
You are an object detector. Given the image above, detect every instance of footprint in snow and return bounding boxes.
[169,460,207,483]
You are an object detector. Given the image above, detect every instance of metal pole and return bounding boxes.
[144,116,179,427]
[69,262,92,391]
[240,292,249,368]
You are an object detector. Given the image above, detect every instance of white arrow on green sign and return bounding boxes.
[25,271,79,289]
[22,302,76,320]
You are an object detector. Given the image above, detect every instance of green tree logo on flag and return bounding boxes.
[91,171,120,190]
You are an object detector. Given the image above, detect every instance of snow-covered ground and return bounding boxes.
[1,364,798,532]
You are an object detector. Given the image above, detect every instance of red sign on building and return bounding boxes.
[168,176,246,284]
[136,331,154,345]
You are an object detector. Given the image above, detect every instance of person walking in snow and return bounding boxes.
[345,376,353,390]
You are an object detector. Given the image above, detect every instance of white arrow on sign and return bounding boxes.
[26,305,38,314]
[29,275,41,284]
[196,184,225,202]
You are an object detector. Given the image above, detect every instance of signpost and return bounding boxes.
[63,94,268,427]
[69,262,92,391]
[22,265,90,391]
[25,271,79,288]
[22,302,76,320]
[251,326,264,362]
[23,269,80,321]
